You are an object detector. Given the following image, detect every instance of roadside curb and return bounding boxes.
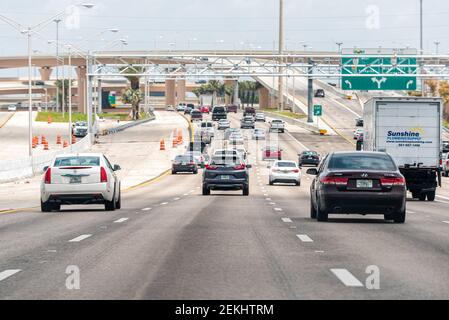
[0,112,16,129]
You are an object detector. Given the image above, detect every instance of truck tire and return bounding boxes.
[419,193,427,201]
[411,192,419,199]
[310,198,317,219]
[41,200,53,212]
[202,185,210,196]
[243,185,249,196]
[427,191,436,202]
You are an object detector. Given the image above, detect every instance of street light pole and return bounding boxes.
[67,45,73,147]
[26,28,33,159]
[336,42,343,88]
[278,0,284,111]
[420,0,424,96]
[434,41,440,54]
[55,19,61,112]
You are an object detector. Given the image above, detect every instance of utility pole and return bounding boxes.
[420,0,424,96]
[336,42,343,88]
[278,0,284,111]
[55,19,61,112]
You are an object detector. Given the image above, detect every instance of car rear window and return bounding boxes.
[328,154,397,171]
[277,162,296,168]
[303,151,318,156]
[201,123,213,127]
[175,155,193,162]
[272,120,283,123]
[213,107,226,113]
[54,156,100,167]
[211,156,242,166]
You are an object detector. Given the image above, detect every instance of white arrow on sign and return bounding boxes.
[371,77,387,89]
[406,80,414,89]
[344,80,352,89]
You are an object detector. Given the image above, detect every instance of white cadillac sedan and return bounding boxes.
[40,153,121,212]
[269,160,301,186]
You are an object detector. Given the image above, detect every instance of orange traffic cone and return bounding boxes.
[56,135,62,145]
[160,139,166,151]
[43,142,49,151]
[41,135,46,145]
[63,141,69,148]
[47,116,52,124]
[172,138,178,148]
[71,135,77,144]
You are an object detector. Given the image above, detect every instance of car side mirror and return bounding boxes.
[113,165,121,171]
[306,168,318,176]
[43,166,49,172]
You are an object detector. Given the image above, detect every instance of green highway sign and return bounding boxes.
[314,105,323,117]
[341,56,417,91]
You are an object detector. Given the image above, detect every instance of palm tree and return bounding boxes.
[120,65,144,120]
[54,79,73,111]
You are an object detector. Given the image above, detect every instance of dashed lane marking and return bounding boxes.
[160,202,169,205]
[114,218,129,223]
[331,269,364,287]
[281,218,292,223]
[0,270,21,282]
[274,208,283,212]
[297,234,314,242]
[69,235,92,242]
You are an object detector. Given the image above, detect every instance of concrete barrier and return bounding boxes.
[0,134,92,183]
[262,111,320,134]
[100,113,156,136]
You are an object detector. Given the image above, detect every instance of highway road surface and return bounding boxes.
[1,111,449,300]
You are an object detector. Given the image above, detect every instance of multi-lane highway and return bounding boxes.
[1,111,449,300]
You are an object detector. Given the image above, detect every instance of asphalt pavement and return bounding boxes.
[0,111,449,299]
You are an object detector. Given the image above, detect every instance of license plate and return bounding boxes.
[220,175,231,180]
[356,180,373,188]
[182,162,188,166]
[70,176,82,184]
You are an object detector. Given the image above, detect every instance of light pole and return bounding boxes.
[434,41,440,54]
[278,0,284,111]
[0,3,95,160]
[336,42,343,88]
[420,0,424,95]
[54,19,61,113]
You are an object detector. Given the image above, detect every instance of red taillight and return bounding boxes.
[234,164,246,170]
[381,177,406,186]
[44,168,51,184]
[292,169,300,173]
[320,176,348,185]
[205,165,218,170]
[100,167,108,183]
[446,160,449,166]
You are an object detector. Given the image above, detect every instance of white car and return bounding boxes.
[217,119,231,130]
[255,113,266,122]
[200,121,215,137]
[353,128,364,140]
[176,103,187,112]
[72,121,88,137]
[228,133,245,146]
[40,153,121,212]
[269,119,285,133]
[7,105,17,111]
[252,128,266,140]
[269,160,301,186]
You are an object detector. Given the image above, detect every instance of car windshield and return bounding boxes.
[75,122,87,126]
[276,162,296,168]
[215,150,237,155]
[210,156,242,166]
[54,156,100,167]
[213,107,226,113]
[328,154,397,171]
[303,151,318,156]
[175,156,194,162]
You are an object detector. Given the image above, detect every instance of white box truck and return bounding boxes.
[363,97,442,201]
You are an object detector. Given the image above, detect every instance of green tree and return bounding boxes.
[120,66,144,120]
[54,79,73,111]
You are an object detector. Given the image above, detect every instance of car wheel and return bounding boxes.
[105,192,116,211]
[115,190,122,209]
[269,180,274,186]
[41,200,53,212]
[316,200,328,222]
[310,198,317,219]
[296,181,301,186]
[202,185,210,196]
[384,213,394,221]
[172,170,177,175]
[411,191,419,199]
[243,185,249,196]
[427,191,436,202]
[193,169,198,175]
[393,207,406,224]
[418,193,426,201]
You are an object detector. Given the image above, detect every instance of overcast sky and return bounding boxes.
[1,0,449,56]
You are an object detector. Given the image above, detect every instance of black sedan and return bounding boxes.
[307,152,407,223]
[203,156,250,196]
[298,151,320,167]
[172,155,199,174]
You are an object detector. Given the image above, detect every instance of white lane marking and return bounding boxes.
[0,270,21,282]
[274,208,283,212]
[436,200,449,205]
[331,269,364,287]
[160,202,169,205]
[315,250,325,253]
[183,193,189,196]
[266,198,272,201]
[69,234,92,242]
[331,98,361,117]
[270,202,277,206]
[142,208,152,211]
[297,234,314,242]
[114,218,129,223]
[443,221,449,224]
[264,194,269,197]
[436,195,449,200]
[174,197,181,201]
[284,130,310,151]
[281,218,292,223]
[408,210,416,214]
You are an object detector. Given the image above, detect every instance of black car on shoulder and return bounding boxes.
[307,151,406,223]
[203,155,250,196]
[314,89,325,98]
[172,155,199,174]
[298,151,320,167]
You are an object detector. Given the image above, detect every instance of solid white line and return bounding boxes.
[281,218,292,223]
[331,98,361,117]
[0,270,21,282]
[114,218,129,223]
[408,210,416,214]
[297,234,314,242]
[331,269,364,287]
[69,234,92,242]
